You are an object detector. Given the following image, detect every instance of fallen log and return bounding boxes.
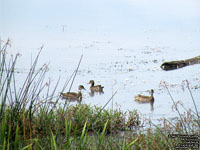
[161,56,200,71]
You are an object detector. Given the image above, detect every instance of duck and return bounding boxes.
[60,85,86,101]
[88,80,104,93]
[134,89,154,103]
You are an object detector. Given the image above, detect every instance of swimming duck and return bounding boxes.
[134,89,154,103]
[60,85,86,101]
[88,80,104,93]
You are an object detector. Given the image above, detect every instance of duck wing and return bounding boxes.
[134,95,152,102]
[137,94,150,99]
[91,85,104,92]
[61,92,79,99]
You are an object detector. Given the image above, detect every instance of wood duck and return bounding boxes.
[88,80,104,93]
[60,85,86,101]
[134,89,154,103]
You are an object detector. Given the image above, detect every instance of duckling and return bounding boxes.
[88,80,104,93]
[134,89,154,103]
[60,85,86,101]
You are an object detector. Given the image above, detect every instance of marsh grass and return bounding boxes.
[0,39,199,149]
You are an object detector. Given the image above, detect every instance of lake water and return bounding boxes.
[1,0,200,122]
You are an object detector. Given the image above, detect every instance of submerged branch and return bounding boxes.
[161,55,200,71]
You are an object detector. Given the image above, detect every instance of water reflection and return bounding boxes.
[89,91,104,97]
[135,101,154,111]
[60,96,82,104]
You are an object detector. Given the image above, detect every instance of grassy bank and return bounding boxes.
[0,39,199,149]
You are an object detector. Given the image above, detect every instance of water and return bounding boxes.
[1,0,200,122]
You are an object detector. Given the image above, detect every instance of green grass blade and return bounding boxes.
[14,124,19,150]
[6,124,11,150]
[122,138,126,150]
[7,141,10,150]
[34,138,40,150]
[50,130,57,150]
[65,120,73,148]
[80,119,87,140]
[2,138,6,150]
[20,143,33,150]
[79,119,88,149]
[0,111,7,145]
[125,138,138,149]
[97,120,108,150]
[82,132,87,149]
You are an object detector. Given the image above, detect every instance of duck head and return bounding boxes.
[150,89,154,96]
[88,80,95,86]
[78,85,86,91]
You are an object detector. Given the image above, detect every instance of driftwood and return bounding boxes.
[161,56,200,71]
